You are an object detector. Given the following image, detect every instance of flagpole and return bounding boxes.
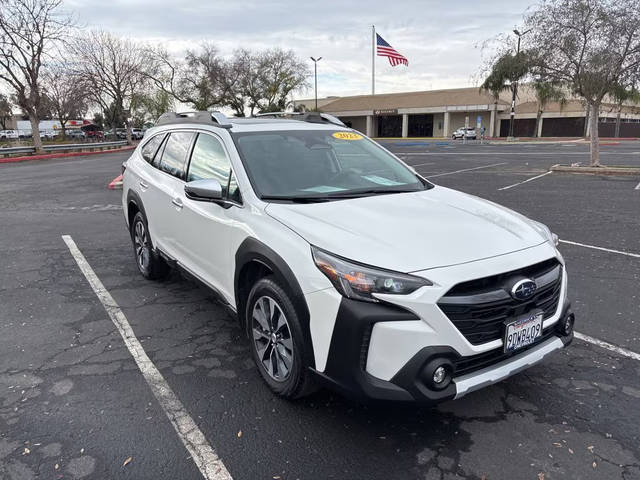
[371,25,376,95]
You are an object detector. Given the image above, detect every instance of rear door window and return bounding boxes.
[158,132,195,179]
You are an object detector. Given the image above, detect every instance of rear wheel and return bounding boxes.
[130,211,169,280]
[246,277,316,399]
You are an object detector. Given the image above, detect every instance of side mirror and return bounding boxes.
[184,179,223,202]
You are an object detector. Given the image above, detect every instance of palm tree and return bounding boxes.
[480,72,507,137]
[480,51,530,136]
[533,81,566,137]
[610,84,640,138]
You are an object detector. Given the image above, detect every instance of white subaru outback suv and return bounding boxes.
[122,111,575,403]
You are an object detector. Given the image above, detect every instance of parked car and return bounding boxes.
[0,130,19,140]
[66,129,86,139]
[122,111,574,403]
[452,127,476,140]
[39,130,59,139]
[84,130,105,140]
[131,128,144,140]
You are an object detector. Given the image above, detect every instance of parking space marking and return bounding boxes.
[635,180,640,190]
[498,171,552,191]
[559,239,640,258]
[574,332,640,361]
[425,162,507,178]
[62,235,233,480]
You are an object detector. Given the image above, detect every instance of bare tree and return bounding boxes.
[146,45,309,117]
[525,0,640,166]
[71,30,151,144]
[0,0,75,151]
[146,43,229,111]
[41,63,88,138]
[250,49,310,114]
[0,93,12,129]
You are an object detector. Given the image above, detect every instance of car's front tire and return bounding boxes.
[130,211,169,280]
[246,277,316,399]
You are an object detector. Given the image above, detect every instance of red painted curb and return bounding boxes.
[0,146,135,164]
[108,174,124,190]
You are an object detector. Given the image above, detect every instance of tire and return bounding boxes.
[246,276,317,399]
[130,211,170,280]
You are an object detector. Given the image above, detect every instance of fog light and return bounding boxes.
[433,366,447,385]
[563,313,575,336]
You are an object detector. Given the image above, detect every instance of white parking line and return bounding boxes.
[574,332,640,361]
[498,171,553,191]
[559,239,640,258]
[425,162,507,178]
[62,235,232,480]
[635,180,640,190]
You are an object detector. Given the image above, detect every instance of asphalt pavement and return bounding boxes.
[1,141,639,480]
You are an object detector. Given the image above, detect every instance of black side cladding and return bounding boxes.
[234,237,315,368]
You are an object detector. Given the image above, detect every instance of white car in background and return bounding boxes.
[0,130,19,140]
[451,127,477,140]
[121,111,575,403]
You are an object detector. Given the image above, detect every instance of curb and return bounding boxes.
[0,146,135,164]
[108,174,123,190]
[551,164,640,176]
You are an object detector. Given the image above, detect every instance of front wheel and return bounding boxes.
[246,277,316,399]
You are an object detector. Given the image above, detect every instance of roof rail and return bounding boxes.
[155,111,233,129]
[254,111,346,128]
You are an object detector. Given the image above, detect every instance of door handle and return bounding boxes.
[172,197,183,209]
[139,180,149,189]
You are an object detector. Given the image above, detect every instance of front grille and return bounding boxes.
[438,258,562,345]
[453,328,556,376]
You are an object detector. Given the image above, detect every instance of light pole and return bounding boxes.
[310,56,322,111]
[508,28,531,139]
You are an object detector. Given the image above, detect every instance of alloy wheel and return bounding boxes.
[252,295,294,381]
[133,220,150,270]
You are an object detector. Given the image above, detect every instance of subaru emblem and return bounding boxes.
[510,279,537,301]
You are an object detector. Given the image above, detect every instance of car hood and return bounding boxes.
[265,186,549,273]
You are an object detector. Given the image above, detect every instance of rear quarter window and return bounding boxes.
[141,134,166,164]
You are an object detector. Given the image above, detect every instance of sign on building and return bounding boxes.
[374,109,398,116]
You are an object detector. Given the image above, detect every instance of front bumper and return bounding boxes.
[312,299,574,404]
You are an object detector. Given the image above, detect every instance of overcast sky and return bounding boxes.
[66,0,534,100]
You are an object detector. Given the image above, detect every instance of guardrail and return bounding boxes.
[0,140,129,158]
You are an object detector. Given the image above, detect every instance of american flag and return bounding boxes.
[376,33,408,67]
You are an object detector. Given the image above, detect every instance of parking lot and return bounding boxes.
[1,140,639,480]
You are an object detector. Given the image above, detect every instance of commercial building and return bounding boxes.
[294,86,640,138]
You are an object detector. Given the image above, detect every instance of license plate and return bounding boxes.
[504,311,543,353]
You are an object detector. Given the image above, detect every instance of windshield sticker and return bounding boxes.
[302,185,348,193]
[332,132,363,141]
[363,175,404,186]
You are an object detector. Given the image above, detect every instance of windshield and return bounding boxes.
[232,130,429,200]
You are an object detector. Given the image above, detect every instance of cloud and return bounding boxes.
[63,0,533,98]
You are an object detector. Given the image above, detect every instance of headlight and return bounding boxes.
[531,220,559,247]
[311,247,432,302]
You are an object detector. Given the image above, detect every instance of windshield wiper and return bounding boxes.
[324,188,420,198]
[261,188,420,203]
[261,195,333,203]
